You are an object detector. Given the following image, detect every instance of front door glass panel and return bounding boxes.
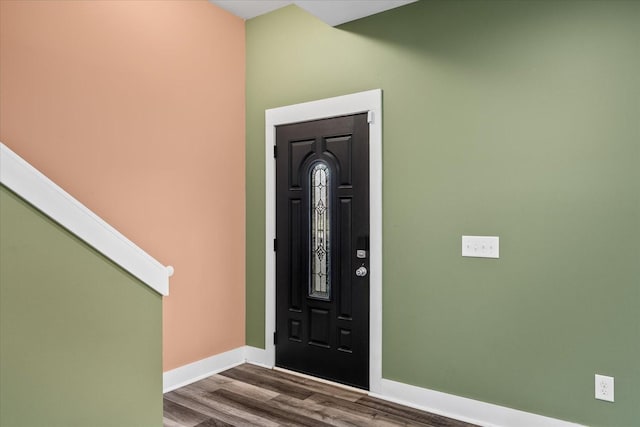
[310,161,330,300]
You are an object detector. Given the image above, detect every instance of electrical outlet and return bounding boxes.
[595,374,614,402]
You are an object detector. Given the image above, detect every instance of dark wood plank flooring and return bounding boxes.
[163,363,477,427]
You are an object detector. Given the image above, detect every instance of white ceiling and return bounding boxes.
[209,0,418,27]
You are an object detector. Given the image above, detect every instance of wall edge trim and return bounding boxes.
[0,142,171,296]
[245,345,271,368]
[163,347,246,393]
[374,379,585,427]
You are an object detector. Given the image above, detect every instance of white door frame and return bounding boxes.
[264,89,383,392]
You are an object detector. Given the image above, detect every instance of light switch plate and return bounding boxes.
[462,236,499,258]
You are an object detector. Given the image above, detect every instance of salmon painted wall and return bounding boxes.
[0,0,245,371]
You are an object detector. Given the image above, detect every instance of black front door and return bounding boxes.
[275,113,370,390]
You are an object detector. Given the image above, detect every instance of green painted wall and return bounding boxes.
[245,1,640,425]
[0,186,162,427]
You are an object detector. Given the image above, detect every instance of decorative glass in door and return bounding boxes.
[309,162,331,300]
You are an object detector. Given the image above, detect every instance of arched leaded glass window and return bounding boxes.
[309,161,331,300]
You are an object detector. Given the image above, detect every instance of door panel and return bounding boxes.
[339,198,353,319]
[289,140,315,188]
[325,135,353,186]
[275,113,369,390]
[289,199,302,311]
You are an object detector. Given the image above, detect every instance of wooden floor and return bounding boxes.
[163,363,477,427]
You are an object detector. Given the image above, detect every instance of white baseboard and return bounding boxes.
[163,346,584,427]
[375,378,584,427]
[162,347,245,393]
[244,345,270,368]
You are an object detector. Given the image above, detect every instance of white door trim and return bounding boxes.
[264,89,383,392]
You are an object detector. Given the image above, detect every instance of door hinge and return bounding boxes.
[273,331,278,345]
[273,145,278,158]
[367,111,374,124]
[273,238,277,251]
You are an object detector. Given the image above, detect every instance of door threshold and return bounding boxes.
[273,366,368,394]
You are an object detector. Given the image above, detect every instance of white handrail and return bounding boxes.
[0,142,171,296]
